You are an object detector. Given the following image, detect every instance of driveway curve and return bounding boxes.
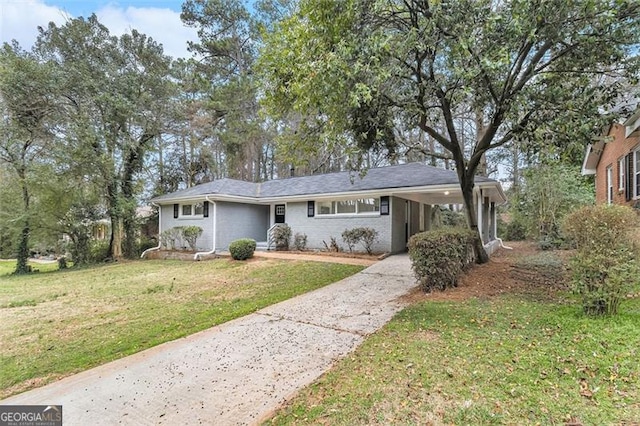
[1,254,416,425]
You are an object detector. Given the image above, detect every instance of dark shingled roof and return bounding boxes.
[151,162,498,203]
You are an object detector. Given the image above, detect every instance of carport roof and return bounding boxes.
[151,162,505,203]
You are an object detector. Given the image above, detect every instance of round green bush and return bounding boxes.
[229,238,257,260]
[408,228,476,292]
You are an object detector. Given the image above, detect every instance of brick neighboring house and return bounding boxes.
[582,109,640,206]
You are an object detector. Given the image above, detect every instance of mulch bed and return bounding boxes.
[401,241,571,303]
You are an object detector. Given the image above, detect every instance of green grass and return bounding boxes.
[267,295,640,425]
[0,258,363,398]
[0,260,59,275]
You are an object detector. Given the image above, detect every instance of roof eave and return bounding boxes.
[622,108,640,127]
[151,193,259,204]
[581,141,604,176]
[257,183,465,203]
[476,181,508,204]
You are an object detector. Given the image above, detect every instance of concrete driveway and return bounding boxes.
[1,254,417,425]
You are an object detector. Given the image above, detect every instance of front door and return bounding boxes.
[275,204,286,223]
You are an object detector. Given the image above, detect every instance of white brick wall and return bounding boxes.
[285,201,392,253]
[160,204,214,251]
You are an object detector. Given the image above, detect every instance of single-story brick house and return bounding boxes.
[145,162,506,258]
[582,108,640,205]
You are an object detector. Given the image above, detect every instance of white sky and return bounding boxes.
[0,0,198,59]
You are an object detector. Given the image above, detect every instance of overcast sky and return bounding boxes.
[0,0,198,59]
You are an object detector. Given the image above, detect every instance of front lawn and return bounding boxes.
[0,258,363,399]
[0,260,59,275]
[267,249,640,425]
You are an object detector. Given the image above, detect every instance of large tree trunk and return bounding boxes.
[106,181,122,259]
[110,216,123,259]
[121,177,137,259]
[121,134,153,258]
[15,169,30,274]
[459,172,490,264]
[122,213,137,259]
[15,222,30,274]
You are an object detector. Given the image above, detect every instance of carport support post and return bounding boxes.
[482,197,490,243]
[490,202,496,241]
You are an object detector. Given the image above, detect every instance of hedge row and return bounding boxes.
[563,204,639,316]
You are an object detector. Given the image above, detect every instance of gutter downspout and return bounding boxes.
[141,202,162,259]
[194,196,216,260]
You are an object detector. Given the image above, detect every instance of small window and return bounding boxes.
[619,157,625,191]
[606,165,613,205]
[275,205,285,216]
[180,203,204,218]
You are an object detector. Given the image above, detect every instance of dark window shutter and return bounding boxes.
[203,201,209,217]
[380,196,390,215]
[307,201,315,217]
[173,204,179,218]
[626,153,633,201]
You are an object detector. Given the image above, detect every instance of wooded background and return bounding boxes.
[1,0,638,271]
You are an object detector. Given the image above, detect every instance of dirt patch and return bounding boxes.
[249,250,378,266]
[400,241,570,303]
[146,249,378,266]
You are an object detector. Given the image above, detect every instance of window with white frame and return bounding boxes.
[618,157,625,191]
[357,198,379,213]
[181,202,204,217]
[606,165,613,205]
[316,198,380,215]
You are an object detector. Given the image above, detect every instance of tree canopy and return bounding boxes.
[0,44,61,272]
[33,15,174,259]
[259,0,640,261]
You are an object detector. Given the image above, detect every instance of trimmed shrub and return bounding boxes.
[160,227,183,250]
[182,226,203,251]
[341,227,379,254]
[408,228,476,292]
[358,227,378,254]
[341,228,360,252]
[323,237,341,252]
[563,205,640,316]
[272,224,291,250]
[229,238,257,260]
[293,232,308,251]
